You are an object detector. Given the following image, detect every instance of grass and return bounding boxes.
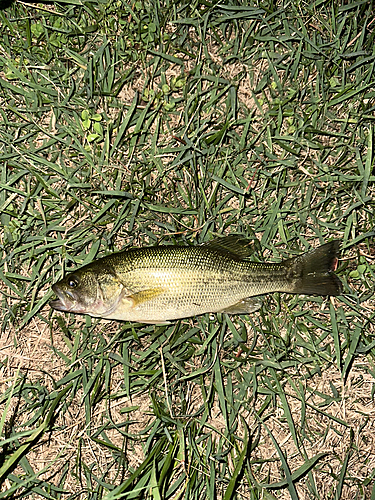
[0,0,374,498]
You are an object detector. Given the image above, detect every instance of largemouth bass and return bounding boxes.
[50,236,342,324]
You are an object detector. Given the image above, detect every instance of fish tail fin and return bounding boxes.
[283,240,343,296]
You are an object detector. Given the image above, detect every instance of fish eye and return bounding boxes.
[67,276,79,288]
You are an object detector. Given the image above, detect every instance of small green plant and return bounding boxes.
[81,110,104,143]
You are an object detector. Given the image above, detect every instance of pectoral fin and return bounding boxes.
[128,287,165,306]
[101,286,164,318]
[219,297,262,314]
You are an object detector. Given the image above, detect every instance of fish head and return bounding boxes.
[50,266,126,318]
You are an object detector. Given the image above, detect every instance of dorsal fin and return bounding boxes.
[204,235,260,259]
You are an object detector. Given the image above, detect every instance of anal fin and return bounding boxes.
[219,297,262,315]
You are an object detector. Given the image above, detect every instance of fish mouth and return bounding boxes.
[50,285,76,312]
[50,284,124,318]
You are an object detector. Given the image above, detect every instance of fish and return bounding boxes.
[50,236,343,324]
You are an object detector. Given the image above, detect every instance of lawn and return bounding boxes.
[0,0,374,498]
